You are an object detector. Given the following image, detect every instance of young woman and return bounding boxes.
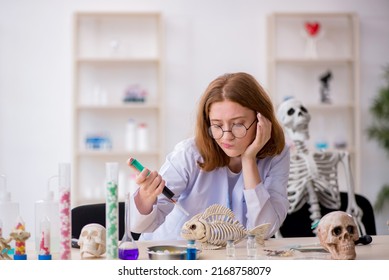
[128,72,290,240]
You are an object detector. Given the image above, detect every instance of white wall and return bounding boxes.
[1,0,388,240]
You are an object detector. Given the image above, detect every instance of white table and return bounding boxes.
[23,234,389,260]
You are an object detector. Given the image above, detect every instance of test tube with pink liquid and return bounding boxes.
[38,216,52,260]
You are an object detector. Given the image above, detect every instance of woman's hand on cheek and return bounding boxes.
[243,113,272,158]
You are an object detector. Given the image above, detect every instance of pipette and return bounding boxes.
[128,157,189,216]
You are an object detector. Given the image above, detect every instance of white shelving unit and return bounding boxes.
[267,12,360,192]
[72,12,164,206]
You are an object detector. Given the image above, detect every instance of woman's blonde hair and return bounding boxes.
[195,72,285,171]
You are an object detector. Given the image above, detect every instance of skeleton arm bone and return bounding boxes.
[338,152,365,236]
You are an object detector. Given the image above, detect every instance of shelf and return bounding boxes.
[267,12,360,192]
[72,12,164,207]
[303,103,354,110]
[76,150,160,157]
[76,103,160,110]
[76,57,160,63]
[273,58,354,65]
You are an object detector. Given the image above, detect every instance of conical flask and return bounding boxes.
[118,192,139,260]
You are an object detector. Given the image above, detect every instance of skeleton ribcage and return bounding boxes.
[288,150,341,214]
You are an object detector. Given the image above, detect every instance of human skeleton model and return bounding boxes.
[277,98,365,236]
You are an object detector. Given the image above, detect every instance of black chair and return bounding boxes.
[71,202,141,241]
[279,192,377,237]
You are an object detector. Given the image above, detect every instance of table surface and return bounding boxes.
[22,234,389,260]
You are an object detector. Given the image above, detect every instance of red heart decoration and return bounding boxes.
[305,22,320,36]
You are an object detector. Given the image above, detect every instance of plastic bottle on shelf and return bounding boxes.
[137,122,149,152]
[35,175,60,254]
[125,118,137,152]
[0,174,20,239]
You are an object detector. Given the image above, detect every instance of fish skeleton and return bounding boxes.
[180,204,271,250]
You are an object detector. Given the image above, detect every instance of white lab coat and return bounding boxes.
[130,138,290,240]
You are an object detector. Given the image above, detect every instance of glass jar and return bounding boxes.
[247,235,257,259]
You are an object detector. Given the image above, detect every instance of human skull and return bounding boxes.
[317,211,359,260]
[277,98,311,142]
[78,223,106,258]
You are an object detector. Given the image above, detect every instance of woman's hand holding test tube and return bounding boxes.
[127,157,189,216]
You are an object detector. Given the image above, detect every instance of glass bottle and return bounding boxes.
[118,192,139,260]
[226,239,236,259]
[186,240,197,260]
[247,234,257,259]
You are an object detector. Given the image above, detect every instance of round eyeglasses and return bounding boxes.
[208,119,257,140]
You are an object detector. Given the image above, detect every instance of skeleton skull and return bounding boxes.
[78,223,106,258]
[317,211,359,260]
[277,98,311,142]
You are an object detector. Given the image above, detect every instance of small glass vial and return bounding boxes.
[226,240,236,259]
[186,240,197,260]
[247,235,257,259]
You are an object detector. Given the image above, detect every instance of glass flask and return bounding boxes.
[118,193,139,260]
